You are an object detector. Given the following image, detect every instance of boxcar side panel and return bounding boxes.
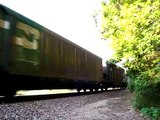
[86,53,95,81]
[76,48,87,80]
[113,66,124,86]
[42,31,63,78]
[0,8,9,68]
[95,57,103,81]
[42,28,103,82]
[63,41,76,79]
[0,8,4,67]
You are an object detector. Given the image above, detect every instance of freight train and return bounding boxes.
[0,4,126,97]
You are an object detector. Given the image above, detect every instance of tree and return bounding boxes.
[101,0,160,75]
[100,0,160,118]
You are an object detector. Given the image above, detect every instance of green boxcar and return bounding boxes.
[42,28,103,82]
[105,62,125,87]
[0,4,43,76]
[0,4,103,96]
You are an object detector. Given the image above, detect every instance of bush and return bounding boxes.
[127,78,135,92]
[141,107,160,120]
[128,66,160,119]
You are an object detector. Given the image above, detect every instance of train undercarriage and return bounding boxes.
[0,73,126,97]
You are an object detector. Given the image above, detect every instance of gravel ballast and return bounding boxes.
[0,90,144,120]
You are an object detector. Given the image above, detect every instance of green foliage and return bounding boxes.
[101,0,160,75]
[107,59,119,64]
[100,0,160,119]
[127,78,135,92]
[133,66,160,107]
[129,66,160,119]
[141,107,160,120]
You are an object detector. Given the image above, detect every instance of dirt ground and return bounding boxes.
[98,90,145,120]
[71,89,145,120]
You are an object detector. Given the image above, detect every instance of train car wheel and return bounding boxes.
[94,88,98,92]
[101,88,104,91]
[83,89,86,92]
[104,87,108,91]
[77,88,81,93]
[4,89,16,98]
[89,89,93,92]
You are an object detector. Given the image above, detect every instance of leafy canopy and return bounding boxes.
[101,1,160,118]
[101,0,160,75]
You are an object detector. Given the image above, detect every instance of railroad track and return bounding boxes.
[0,88,124,104]
[0,90,105,104]
[0,89,123,104]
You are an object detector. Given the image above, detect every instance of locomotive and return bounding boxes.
[0,4,126,97]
